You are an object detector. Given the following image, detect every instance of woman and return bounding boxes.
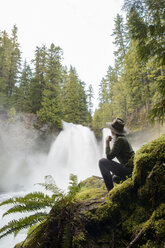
[99,118,135,192]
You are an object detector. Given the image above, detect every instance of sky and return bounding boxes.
[0,0,124,110]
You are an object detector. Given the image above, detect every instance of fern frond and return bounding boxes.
[0,174,81,241]
[0,198,17,207]
[67,174,81,199]
[23,192,53,202]
[0,212,47,239]
[36,175,63,195]
[0,192,55,208]
[0,192,49,207]
[2,202,52,217]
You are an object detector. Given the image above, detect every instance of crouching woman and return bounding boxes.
[99,118,135,192]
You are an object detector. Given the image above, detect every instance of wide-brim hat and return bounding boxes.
[106,118,128,135]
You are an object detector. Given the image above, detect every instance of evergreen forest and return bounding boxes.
[0,0,164,132]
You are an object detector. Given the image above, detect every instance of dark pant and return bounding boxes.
[99,158,133,192]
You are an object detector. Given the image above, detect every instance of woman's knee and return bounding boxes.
[99,158,109,169]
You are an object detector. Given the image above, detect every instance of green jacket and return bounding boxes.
[106,135,135,167]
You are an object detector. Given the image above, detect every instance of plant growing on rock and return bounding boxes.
[0,174,81,240]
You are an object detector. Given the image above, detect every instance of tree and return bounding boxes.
[98,78,109,106]
[77,80,90,124]
[123,41,144,114]
[112,14,129,73]
[123,0,165,122]
[0,31,11,112]
[30,45,47,113]
[104,65,118,102]
[63,67,89,125]
[37,44,63,129]
[95,65,118,129]
[8,25,21,98]
[0,26,21,112]
[87,84,94,122]
[111,79,127,121]
[15,60,32,112]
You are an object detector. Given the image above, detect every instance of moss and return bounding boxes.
[138,161,165,208]
[122,206,148,235]
[154,219,165,238]
[108,178,135,207]
[72,232,86,248]
[133,135,165,186]
[14,242,24,248]
[75,176,106,201]
[79,176,106,190]
[75,188,106,201]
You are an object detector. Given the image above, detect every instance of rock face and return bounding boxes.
[15,135,165,248]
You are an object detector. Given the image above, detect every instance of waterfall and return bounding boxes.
[43,121,102,189]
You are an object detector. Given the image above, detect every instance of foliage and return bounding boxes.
[0,25,21,112]
[94,0,165,131]
[37,44,63,129]
[123,0,165,123]
[0,27,91,129]
[87,84,94,118]
[62,66,90,125]
[0,174,81,240]
[112,14,129,73]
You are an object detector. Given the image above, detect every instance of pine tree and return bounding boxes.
[112,14,129,73]
[123,41,144,114]
[37,44,63,129]
[98,78,109,105]
[9,25,21,97]
[87,84,94,122]
[63,67,89,125]
[0,30,11,112]
[111,78,127,121]
[104,65,118,102]
[0,26,21,112]
[15,60,32,112]
[30,45,47,113]
[78,80,90,125]
[123,0,165,122]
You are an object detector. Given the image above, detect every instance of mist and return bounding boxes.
[0,116,52,192]
[0,117,164,193]
[0,118,102,193]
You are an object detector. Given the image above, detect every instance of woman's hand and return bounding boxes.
[106,136,112,142]
[106,136,112,147]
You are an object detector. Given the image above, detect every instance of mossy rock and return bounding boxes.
[75,176,106,201]
[15,135,165,248]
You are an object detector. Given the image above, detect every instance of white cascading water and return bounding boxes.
[45,121,102,189]
[0,121,106,248]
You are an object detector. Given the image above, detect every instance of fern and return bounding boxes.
[0,192,53,207]
[36,175,64,197]
[0,174,81,240]
[67,174,82,200]
[0,212,47,239]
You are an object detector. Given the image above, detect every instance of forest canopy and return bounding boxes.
[0,26,93,129]
[93,0,165,130]
[0,0,164,131]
